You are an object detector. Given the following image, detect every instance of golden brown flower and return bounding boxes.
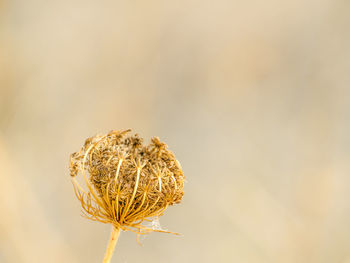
[69,129,185,235]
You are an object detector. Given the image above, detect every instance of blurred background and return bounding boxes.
[0,0,350,262]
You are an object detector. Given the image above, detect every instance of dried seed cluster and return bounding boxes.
[69,129,185,234]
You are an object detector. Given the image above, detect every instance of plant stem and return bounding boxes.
[103,226,120,263]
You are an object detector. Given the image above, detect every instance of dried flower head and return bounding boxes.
[69,129,185,235]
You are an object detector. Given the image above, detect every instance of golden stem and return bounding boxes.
[171,175,177,190]
[103,226,120,263]
[114,159,123,186]
[158,176,162,192]
[120,167,141,221]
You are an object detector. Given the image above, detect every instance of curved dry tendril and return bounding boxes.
[69,129,184,236]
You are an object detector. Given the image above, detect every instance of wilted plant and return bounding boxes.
[69,129,185,263]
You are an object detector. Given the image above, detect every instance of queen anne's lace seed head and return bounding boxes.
[69,129,185,235]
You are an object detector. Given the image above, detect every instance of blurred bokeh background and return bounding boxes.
[1,0,350,262]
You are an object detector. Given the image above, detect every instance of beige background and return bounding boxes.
[1,0,350,262]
